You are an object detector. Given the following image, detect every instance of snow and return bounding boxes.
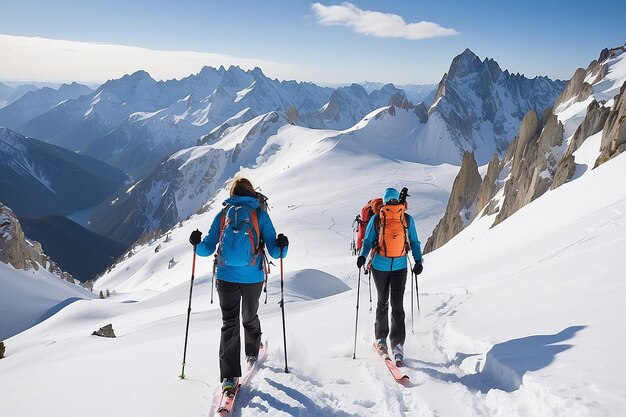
[0,262,95,340]
[2,49,626,417]
[2,110,626,416]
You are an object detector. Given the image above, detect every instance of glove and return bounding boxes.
[356,255,366,269]
[276,233,289,249]
[189,229,202,246]
[413,262,423,275]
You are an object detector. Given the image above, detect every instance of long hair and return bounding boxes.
[229,177,257,198]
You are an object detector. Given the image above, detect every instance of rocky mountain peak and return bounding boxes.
[447,48,483,80]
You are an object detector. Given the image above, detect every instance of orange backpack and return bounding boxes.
[375,203,410,257]
[356,198,383,251]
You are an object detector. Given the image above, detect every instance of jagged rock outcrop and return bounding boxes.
[554,68,593,109]
[0,203,74,282]
[474,153,503,217]
[596,81,626,166]
[425,45,626,253]
[553,100,610,188]
[495,111,564,225]
[425,152,482,253]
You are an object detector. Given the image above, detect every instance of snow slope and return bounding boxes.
[1,113,625,417]
[0,263,94,340]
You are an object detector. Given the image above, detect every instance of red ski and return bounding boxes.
[214,342,267,416]
[373,343,409,381]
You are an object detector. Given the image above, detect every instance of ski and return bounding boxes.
[373,343,409,381]
[214,341,267,416]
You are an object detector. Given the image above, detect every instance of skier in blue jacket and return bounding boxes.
[189,177,288,393]
[357,187,423,365]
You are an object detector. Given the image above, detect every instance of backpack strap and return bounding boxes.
[402,213,411,255]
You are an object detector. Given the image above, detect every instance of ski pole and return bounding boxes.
[210,256,216,304]
[279,248,289,373]
[368,267,372,312]
[410,270,415,333]
[352,267,362,359]
[407,257,414,333]
[179,246,197,379]
[415,270,421,314]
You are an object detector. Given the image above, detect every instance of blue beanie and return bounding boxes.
[383,187,400,204]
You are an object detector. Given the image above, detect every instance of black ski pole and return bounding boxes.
[415,270,421,314]
[368,267,372,312]
[210,256,216,304]
[180,246,197,379]
[352,267,362,359]
[279,249,289,373]
[407,257,414,333]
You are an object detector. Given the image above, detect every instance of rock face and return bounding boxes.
[554,68,592,108]
[553,100,610,188]
[92,324,116,338]
[425,152,482,253]
[0,202,74,282]
[428,48,565,165]
[596,81,626,166]
[425,45,626,252]
[495,111,564,225]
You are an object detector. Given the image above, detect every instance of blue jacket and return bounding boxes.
[196,195,286,283]
[359,212,422,271]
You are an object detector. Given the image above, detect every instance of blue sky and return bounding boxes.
[1,0,625,84]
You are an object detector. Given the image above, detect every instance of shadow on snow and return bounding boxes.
[415,325,587,393]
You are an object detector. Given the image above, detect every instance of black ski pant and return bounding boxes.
[216,279,264,380]
[371,267,407,348]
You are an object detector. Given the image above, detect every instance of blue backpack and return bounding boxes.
[217,204,262,267]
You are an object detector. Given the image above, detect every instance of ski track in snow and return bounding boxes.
[202,286,587,417]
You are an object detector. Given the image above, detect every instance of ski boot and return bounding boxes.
[221,377,239,395]
[392,344,404,367]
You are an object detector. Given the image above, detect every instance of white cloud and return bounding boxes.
[311,2,459,40]
[0,34,298,83]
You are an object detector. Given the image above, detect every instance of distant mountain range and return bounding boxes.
[82,49,567,245]
[2,67,407,179]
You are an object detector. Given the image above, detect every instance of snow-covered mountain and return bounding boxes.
[76,67,332,179]
[1,82,625,417]
[87,97,459,246]
[86,46,567,246]
[0,82,92,130]
[13,66,416,179]
[0,126,128,218]
[0,202,94,340]
[306,83,405,130]
[426,45,626,252]
[422,48,566,164]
